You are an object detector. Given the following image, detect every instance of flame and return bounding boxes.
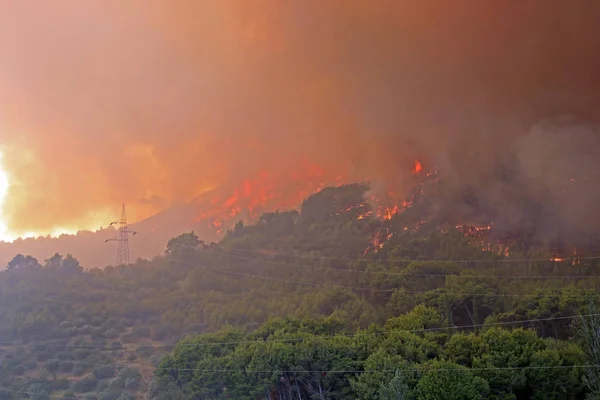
[364,229,394,255]
[550,257,564,262]
[413,160,423,174]
[193,157,422,237]
[194,163,342,234]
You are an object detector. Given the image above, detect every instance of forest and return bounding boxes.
[0,180,599,399]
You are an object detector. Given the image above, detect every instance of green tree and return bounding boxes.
[380,370,415,400]
[576,302,600,399]
[6,254,40,270]
[416,361,489,400]
[166,232,202,258]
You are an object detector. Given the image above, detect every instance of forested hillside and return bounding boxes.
[0,182,599,399]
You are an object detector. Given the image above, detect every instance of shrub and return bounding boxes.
[108,377,124,390]
[57,351,73,361]
[36,351,53,362]
[73,365,87,376]
[51,379,70,391]
[131,326,151,338]
[93,365,115,380]
[74,349,92,360]
[72,376,98,393]
[98,389,122,400]
[61,391,77,399]
[96,379,110,392]
[11,364,26,375]
[24,359,38,370]
[118,367,141,381]
[60,360,73,373]
[105,329,119,340]
[125,377,140,390]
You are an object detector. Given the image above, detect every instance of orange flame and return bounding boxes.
[413,160,423,174]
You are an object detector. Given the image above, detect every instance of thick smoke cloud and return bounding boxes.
[0,1,599,238]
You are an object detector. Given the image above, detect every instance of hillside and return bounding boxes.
[0,183,598,399]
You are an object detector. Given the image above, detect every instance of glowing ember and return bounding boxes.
[364,229,394,255]
[550,257,564,262]
[413,160,423,174]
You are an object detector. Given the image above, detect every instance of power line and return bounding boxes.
[175,260,590,297]
[219,246,600,264]
[209,249,600,280]
[141,364,600,374]
[105,204,138,266]
[0,313,594,350]
[0,364,598,399]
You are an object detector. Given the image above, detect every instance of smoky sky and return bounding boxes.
[0,0,599,235]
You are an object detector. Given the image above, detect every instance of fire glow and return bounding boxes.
[192,160,425,237]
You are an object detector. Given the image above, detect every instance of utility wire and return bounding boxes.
[0,313,594,351]
[174,260,590,298]
[0,364,599,399]
[218,246,600,265]
[209,249,600,280]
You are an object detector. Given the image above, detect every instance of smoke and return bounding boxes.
[0,1,599,238]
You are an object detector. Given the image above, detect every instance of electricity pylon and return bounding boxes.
[105,204,138,266]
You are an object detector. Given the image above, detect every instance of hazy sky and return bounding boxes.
[0,1,599,240]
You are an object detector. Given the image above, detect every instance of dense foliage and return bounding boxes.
[0,183,598,399]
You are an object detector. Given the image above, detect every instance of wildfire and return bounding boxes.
[413,160,423,174]
[194,163,341,235]
[364,230,394,255]
[193,158,425,237]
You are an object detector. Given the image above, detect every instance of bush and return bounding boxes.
[27,383,50,400]
[24,359,38,370]
[45,359,60,373]
[36,351,53,362]
[110,341,123,351]
[125,377,140,390]
[91,328,105,339]
[51,379,70,391]
[59,321,71,329]
[73,365,87,376]
[99,389,122,400]
[97,379,112,392]
[105,329,119,340]
[79,325,94,334]
[11,364,26,375]
[118,367,141,381]
[131,326,151,338]
[93,365,115,380]
[60,360,73,373]
[72,376,98,393]
[126,353,137,362]
[108,377,124,390]
[82,393,98,400]
[74,349,92,360]
[61,391,77,400]
[57,351,73,361]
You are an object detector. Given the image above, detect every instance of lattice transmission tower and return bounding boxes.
[105,204,138,266]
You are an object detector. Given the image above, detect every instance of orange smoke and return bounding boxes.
[0,1,598,240]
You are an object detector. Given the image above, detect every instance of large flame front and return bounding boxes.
[193,160,426,236]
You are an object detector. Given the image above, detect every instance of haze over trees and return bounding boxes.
[0,183,599,399]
